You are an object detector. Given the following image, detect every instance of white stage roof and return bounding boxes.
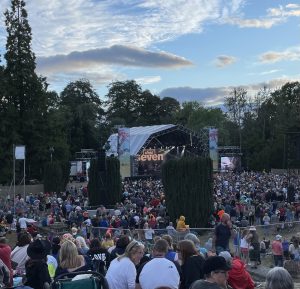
[106,124,175,156]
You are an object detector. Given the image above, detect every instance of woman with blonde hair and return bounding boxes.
[54,240,91,278]
[106,240,144,289]
[177,239,205,289]
[75,236,89,255]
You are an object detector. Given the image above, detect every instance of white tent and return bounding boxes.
[106,124,175,156]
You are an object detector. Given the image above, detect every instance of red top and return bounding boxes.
[228,258,255,289]
[0,243,13,287]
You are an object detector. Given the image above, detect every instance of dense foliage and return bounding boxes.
[88,157,121,206]
[162,157,213,227]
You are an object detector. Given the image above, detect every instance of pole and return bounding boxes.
[13,144,15,214]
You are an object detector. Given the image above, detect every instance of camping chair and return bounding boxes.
[52,271,108,289]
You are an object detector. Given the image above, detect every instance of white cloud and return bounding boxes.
[259,47,300,63]
[225,17,283,28]
[259,69,280,75]
[134,76,161,85]
[0,0,245,57]
[214,55,237,68]
[37,45,193,74]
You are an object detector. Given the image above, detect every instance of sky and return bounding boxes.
[0,0,300,107]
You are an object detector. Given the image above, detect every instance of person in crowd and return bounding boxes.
[184,233,207,258]
[11,231,31,275]
[213,213,234,254]
[101,232,114,249]
[136,239,180,289]
[0,258,10,288]
[246,226,260,269]
[282,237,290,260]
[240,229,249,264]
[190,255,231,289]
[87,238,110,275]
[143,222,155,245]
[272,235,283,267]
[24,239,52,289]
[110,235,130,261]
[289,237,300,261]
[51,236,61,261]
[106,240,144,289]
[205,238,213,252]
[75,235,89,255]
[265,267,294,289]
[219,251,255,289]
[54,240,91,278]
[0,237,13,287]
[177,239,205,289]
[176,216,187,231]
[263,213,271,236]
[161,234,178,262]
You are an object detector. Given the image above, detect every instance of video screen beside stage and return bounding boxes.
[220,156,241,171]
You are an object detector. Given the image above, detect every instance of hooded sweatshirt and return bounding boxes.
[227,258,255,289]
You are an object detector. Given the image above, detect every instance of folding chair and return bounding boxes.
[52,271,108,289]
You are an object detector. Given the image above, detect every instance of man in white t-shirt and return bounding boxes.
[18,215,28,230]
[136,239,180,289]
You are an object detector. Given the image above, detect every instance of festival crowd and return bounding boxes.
[0,171,299,289]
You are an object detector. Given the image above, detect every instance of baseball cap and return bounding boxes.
[219,251,232,263]
[203,256,231,275]
[275,235,282,241]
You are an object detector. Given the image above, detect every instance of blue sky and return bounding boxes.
[0,0,300,106]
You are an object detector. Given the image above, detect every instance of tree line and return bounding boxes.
[1,0,300,188]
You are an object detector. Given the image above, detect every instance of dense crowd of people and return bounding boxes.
[0,171,299,288]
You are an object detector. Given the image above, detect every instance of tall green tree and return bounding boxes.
[105,80,142,126]
[60,79,104,156]
[225,87,248,149]
[2,0,52,181]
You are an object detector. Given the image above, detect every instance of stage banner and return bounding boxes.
[136,148,168,177]
[15,146,25,160]
[118,128,131,178]
[209,128,218,171]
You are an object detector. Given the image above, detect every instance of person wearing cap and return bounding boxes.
[272,235,283,267]
[136,239,180,289]
[219,251,255,289]
[24,239,52,289]
[190,256,231,289]
[246,226,260,269]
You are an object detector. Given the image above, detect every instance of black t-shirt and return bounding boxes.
[215,223,231,249]
[87,248,110,274]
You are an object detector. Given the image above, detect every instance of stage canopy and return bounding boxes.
[106,124,209,157]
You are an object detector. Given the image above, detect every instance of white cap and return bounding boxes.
[219,251,232,262]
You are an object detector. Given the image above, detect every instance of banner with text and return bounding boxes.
[118,128,131,178]
[209,129,218,171]
[136,148,169,176]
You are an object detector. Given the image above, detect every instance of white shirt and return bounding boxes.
[106,257,136,289]
[139,257,180,289]
[18,217,28,229]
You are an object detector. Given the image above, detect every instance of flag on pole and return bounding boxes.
[15,146,25,160]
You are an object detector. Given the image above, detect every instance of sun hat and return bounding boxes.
[203,256,231,275]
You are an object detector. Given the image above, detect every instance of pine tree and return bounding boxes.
[3,0,54,181]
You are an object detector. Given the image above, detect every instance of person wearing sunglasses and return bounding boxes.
[190,256,231,289]
[106,240,144,289]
